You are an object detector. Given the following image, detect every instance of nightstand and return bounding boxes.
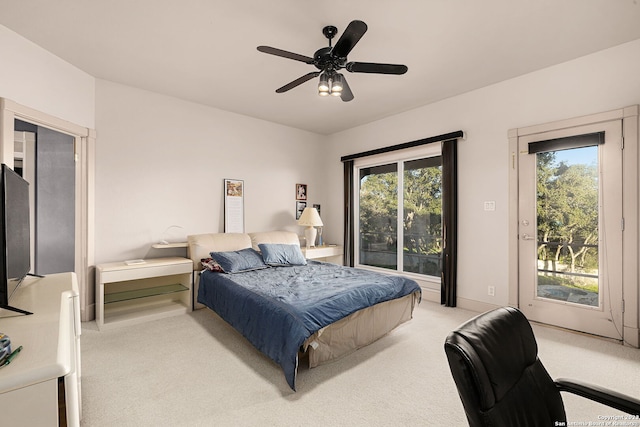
[95,257,193,330]
[301,245,344,265]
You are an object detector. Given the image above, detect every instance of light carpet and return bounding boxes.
[79,301,640,426]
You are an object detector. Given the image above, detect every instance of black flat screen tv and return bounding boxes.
[0,163,32,315]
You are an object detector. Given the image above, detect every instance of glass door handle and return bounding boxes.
[521,233,536,241]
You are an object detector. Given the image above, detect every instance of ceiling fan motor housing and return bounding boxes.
[314,47,346,72]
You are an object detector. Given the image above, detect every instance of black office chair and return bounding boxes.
[444,306,640,427]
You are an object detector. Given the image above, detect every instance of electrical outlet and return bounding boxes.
[488,286,495,296]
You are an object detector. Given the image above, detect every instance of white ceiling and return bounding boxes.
[1,0,640,135]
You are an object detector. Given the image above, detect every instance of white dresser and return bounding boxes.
[0,272,81,426]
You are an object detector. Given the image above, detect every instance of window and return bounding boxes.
[342,130,462,306]
[355,146,442,279]
[358,162,399,270]
[403,156,443,276]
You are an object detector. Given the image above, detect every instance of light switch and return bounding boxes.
[484,201,496,211]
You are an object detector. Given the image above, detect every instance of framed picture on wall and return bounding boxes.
[313,203,321,217]
[296,183,307,200]
[224,179,244,233]
[296,201,307,220]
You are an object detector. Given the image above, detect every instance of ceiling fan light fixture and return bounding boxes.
[331,73,344,95]
[318,73,330,94]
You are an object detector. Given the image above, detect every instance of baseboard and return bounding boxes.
[82,303,96,322]
[623,326,640,348]
[418,287,501,314]
[420,287,440,303]
[455,297,501,314]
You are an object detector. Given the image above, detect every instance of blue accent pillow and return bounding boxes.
[258,243,307,266]
[210,248,268,274]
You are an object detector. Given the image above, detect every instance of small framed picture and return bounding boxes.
[313,204,321,217]
[296,183,307,200]
[296,201,307,220]
[224,179,244,233]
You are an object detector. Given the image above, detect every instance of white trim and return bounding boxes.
[456,296,501,314]
[2,98,88,138]
[512,107,627,138]
[0,97,95,321]
[622,105,639,347]
[508,105,639,347]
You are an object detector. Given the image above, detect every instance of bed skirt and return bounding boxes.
[304,291,420,367]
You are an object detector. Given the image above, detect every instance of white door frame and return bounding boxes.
[508,105,639,347]
[0,98,95,321]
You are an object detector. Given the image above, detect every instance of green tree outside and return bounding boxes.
[359,158,442,276]
[536,148,599,295]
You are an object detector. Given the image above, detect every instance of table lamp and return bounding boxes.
[297,207,323,248]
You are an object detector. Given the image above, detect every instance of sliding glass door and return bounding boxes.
[356,146,442,279]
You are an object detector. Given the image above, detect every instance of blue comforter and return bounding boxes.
[197,260,421,390]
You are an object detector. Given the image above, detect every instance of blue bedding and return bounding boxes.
[197,260,421,390]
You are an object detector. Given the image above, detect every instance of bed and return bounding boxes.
[187,231,421,391]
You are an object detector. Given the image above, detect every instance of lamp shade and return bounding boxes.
[297,207,323,227]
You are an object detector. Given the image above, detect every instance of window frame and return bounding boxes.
[353,144,442,288]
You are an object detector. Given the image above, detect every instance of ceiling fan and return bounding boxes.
[257,20,408,102]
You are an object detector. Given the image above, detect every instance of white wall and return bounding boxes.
[324,38,640,309]
[0,25,95,128]
[3,20,640,310]
[94,80,325,264]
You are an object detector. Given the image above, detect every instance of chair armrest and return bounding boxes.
[556,378,640,415]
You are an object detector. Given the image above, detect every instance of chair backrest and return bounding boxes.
[444,306,566,427]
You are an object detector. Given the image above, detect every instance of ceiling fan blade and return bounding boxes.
[275,72,321,93]
[346,62,408,75]
[332,20,368,58]
[257,46,314,64]
[340,76,354,102]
